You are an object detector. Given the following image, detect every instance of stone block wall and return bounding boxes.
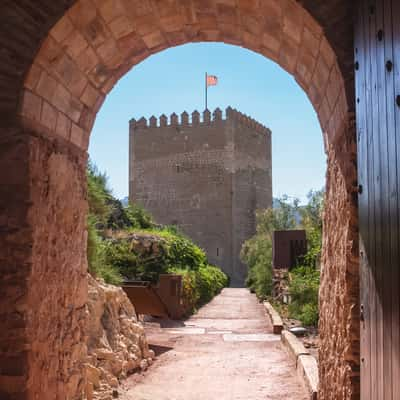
[0,126,88,400]
[129,107,272,286]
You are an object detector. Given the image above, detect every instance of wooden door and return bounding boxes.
[355,0,400,398]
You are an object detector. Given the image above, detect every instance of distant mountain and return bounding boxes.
[120,196,129,207]
[272,197,302,225]
[272,197,281,209]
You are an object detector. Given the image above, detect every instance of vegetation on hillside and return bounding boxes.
[86,162,228,313]
[240,191,323,326]
[240,195,299,298]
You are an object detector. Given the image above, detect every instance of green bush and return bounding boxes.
[241,196,299,299]
[288,266,320,326]
[170,268,199,313]
[285,190,323,327]
[163,230,207,271]
[242,235,273,299]
[87,217,122,285]
[104,227,208,283]
[124,203,154,229]
[87,163,112,227]
[169,265,229,314]
[241,191,323,327]
[132,227,208,271]
[103,240,137,276]
[105,237,169,283]
[196,265,230,306]
[86,161,228,310]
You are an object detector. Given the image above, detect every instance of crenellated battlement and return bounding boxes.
[129,107,270,135]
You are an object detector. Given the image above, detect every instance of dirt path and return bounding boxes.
[120,288,308,400]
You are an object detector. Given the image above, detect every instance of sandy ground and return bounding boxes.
[120,288,308,400]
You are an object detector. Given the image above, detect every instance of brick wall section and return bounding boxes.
[0,0,360,399]
[129,108,272,286]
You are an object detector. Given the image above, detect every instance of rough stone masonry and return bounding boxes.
[129,107,272,286]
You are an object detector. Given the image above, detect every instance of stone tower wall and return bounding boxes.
[229,111,272,283]
[129,107,272,285]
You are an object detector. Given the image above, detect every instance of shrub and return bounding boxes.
[103,240,137,277]
[104,237,169,283]
[125,202,154,229]
[288,266,320,326]
[134,227,208,272]
[163,231,207,271]
[87,216,122,285]
[172,269,199,313]
[87,163,112,227]
[242,235,273,299]
[104,227,208,283]
[241,196,299,299]
[86,161,228,311]
[196,265,230,306]
[169,265,229,315]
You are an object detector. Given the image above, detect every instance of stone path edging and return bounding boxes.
[263,302,319,400]
[263,301,283,334]
[281,330,318,400]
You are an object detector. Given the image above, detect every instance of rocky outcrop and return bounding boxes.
[85,275,154,400]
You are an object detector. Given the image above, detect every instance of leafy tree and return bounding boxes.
[299,190,324,268]
[241,195,299,298]
[255,195,299,240]
[288,266,320,326]
[241,190,324,327]
[287,189,324,326]
[125,203,154,229]
[87,161,112,227]
[87,216,122,285]
[242,237,273,297]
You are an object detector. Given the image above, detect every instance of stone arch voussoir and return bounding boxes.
[21,0,348,154]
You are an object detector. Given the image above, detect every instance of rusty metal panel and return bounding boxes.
[122,274,185,319]
[122,284,169,318]
[156,274,185,320]
[272,230,307,270]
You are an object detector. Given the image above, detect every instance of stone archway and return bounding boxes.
[0,1,358,400]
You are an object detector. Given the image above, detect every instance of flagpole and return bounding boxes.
[205,72,208,110]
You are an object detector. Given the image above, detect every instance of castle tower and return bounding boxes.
[129,107,272,286]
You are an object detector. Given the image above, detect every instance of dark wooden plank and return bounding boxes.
[355,2,371,397]
[390,0,400,398]
[365,2,380,398]
[357,1,400,397]
[371,0,386,395]
[382,2,399,400]
[375,1,393,398]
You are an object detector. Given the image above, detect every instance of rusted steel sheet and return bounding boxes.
[122,274,185,320]
[272,230,307,270]
[122,284,169,318]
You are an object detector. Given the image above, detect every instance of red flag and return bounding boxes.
[206,75,218,86]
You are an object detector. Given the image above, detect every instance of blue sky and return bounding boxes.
[89,43,326,204]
